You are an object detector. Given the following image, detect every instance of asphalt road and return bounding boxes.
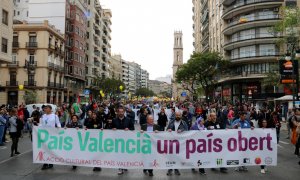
[0,128,299,180]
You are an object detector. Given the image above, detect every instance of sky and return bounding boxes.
[100,0,194,80]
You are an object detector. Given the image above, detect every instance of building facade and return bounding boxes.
[172,31,184,100]
[193,0,300,103]
[141,69,149,88]
[0,0,13,64]
[0,20,65,106]
[149,80,172,97]
[110,54,123,80]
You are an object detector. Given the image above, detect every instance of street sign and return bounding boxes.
[181,92,187,97]
[83,89,90,95]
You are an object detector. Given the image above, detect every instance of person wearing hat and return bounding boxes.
[39,105,61,170]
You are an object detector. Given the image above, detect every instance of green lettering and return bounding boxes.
[98,131,103,152]
[137,132,141,153]
[115,139,125,153]
[48,136,58,150]
[126,139,136,154]
[78,131,90,151]
[63,136,73,151]
[104,139,114,152]
[89,138,98,152]
[59,131,64,150]
[142,139,151,154]
[37,129,49,148]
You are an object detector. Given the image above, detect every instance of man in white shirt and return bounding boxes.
[39,105,61,170]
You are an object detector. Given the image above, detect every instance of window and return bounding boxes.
[2,9,8,25]
[29,35,36,42]
[12,53,17,64]
[74,53,79,61]
[29,53,35,64]
[28,74,35,83]
[240,45,255,58]
[260,44,275,56]
[1,38,8,53]
[75,40,79,48]
[10,73,16,82]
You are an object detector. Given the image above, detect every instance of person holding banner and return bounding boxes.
[39,105,61,170]
[166,111,188,176]
[190,117,206,175]
[65,115,82,170]
[140,115,160,176]
[84,111,104,172]
[112,106,135,175]
[259,119,269,174]
[232,111,253,172]
[205,112,228,173]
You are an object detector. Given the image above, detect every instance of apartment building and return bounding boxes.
[0,0,13,64]
[193,0,300,103]
[0,20,65,106]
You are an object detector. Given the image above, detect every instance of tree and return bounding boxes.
[93,77,126,99]
[23,90,37,104]
[271,6,300,53]
[176,52,230,101]
[135,88,155,97]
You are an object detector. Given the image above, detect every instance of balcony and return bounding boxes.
[229,51,281,64]
[223,14,281,35]
[48,82,55,88]
[25,61,37,68]
[24,81,37,87]
[7,61,19,68]
[94,51,100,57]
[224,34,281,50]
[26,42,38,48]
[222,0,283,19]
[48,62,54,69]
[12,42,19,48]
[6,81,18,86]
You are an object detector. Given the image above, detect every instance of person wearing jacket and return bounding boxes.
[157,108,168,131]
[8,108,22,157]
[205,112,228,173]
[0,108,7,146]
[140,115,160,177]
[268,111,281,144]
[84,111,104,172]
[190,117,206,175]
[65,115,82,170]
[112,106,134,175]
[166,111,188,176]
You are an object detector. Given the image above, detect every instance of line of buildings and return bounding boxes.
[0,0,150,106]
[192,0,300,103]
[110,54,150,97]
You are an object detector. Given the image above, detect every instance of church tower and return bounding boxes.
[172,31,183,100]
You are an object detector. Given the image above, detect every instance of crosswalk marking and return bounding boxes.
[0,146,7,150]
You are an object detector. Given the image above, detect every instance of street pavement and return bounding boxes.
[0,126,299,180]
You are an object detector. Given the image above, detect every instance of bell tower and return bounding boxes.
[172,31,183,99]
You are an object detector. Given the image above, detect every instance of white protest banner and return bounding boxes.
[33,127,277,169]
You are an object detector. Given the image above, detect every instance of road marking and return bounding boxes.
[279,141,289,145]
[277,144,284,148]
[0,149,32,165]
[0,146,7,150]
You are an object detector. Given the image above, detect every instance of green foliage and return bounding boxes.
[135,88,155,97]
[261,65,280,87]
[23,90,37,104]
[271,7,300,51]
[175,51,230,100]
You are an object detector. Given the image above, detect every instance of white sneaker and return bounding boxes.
[261,169,266,174]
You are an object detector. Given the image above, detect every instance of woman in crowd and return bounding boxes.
[157,108,168,131]
[190,117,206,175]
[9,108,22,157]
[65,115,82,170]
[259,119,269,174]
